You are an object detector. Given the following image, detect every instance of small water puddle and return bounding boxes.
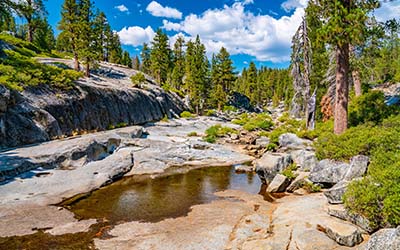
[66,166,262,224]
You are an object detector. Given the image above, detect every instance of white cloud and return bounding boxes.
[374,1,400,22]
[162,20,182,31]
[115,4,129,13]
[146,1,183,19]
[117,26,155,46]
[163,2,304,62]
[281,0,308,12]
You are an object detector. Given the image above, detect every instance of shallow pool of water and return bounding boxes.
[68,166,262,223]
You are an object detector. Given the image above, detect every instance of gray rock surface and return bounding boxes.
[279,133,310,149]
[290,149,318,171]
[0,60,187,149]
[287,171,310,192]
[255,136,270,148]
[365,226,400,250]
[318,220,363,247]
[344,155,369,181]
[267,174,290,193]
[324,181,349,204]
[254,152,292,184]
[309,159,349,185]
[328,205,375,233]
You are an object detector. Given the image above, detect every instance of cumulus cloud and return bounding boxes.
[281,0,308,12]
[374,1,400,22]
[146,1,183,19]
[162,2,304,62]
[118,26,155,46]
[115,4,129,13]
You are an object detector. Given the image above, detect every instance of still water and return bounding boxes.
[68,166,262,223]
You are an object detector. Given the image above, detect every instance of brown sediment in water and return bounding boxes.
[0,166,275,249]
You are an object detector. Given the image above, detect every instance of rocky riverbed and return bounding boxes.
[0,116,395,249]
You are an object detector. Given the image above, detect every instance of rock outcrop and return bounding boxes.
[365,226,400,250]
[0,61,187,149]
[254,152,292,184]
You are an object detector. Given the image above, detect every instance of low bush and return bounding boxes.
[315,115,400,228]
[203,124,238,143]
[348,90,398,127]
[187,132,198,137]
[232,113,273,132]
[131,72,145,87]
[180,111,195,118]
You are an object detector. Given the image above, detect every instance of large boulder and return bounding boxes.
[286,171,310,192]
[254,152,292,184]
[324,181,349,204]
[309,159,349,186]
[343,155,369,181]
[365,226,400,250]
[255,136,270,148]
[266,174,291,193]
[318,220,363,247]
[0,85,10,113]
[290,149,318,171]
[227,92,254,112]
[279,133,310,150]
[328,205,375,233]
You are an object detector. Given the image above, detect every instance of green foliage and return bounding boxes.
[205,109,216,116]
[180,111,195,118]
[150,29,171,84]
[203,124,237,144]
[232,113,273,132]
[349,90,398,127]
[223,105,237,112]
[303,182,322,193]
[0,37,82,91]
[266,116,305,145]
[187,132,198,137]
[161,83,184,97]
[281,164,299,181]
[131,73,146,87]
[107,122,128,130]
[161,115,169,122]
[314,115,400,228]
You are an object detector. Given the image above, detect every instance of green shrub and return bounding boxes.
[349,90,398,127]
[203,124,237,143]
[315,115,400,228]
[303,182,321,193]
[180,111,194,118]
[281,169,298,181]
[187,132,198,137]
[223,105,237,112]
[233,113,273,132]
[131,73,146,87]
[161,115,169,122]
[205,109,216,116]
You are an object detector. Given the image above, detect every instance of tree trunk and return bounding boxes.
[73,52,79,71]
[334,43,350,135]
[85,60,90,77]
[27,22,33,43]
[352,69,362,97]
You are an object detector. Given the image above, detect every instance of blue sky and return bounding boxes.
[43,0,400,71]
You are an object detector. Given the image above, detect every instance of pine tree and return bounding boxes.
[0,0,16,33]
[140,43,151,74]
[210,47,236,110]
[171,36,185,90]
[246,62,258,104]
[16,0,47,43]
[316,0,380,134]
[121,51,132,68]
[108,33,123,64]
[132,55,140,70]
[184,36,209,113]
[76,0,97,77]
[59,0,80,70]
[33,17,55,52]
[149,29,171,84]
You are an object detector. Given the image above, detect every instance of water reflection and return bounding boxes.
[69,166,262,223]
